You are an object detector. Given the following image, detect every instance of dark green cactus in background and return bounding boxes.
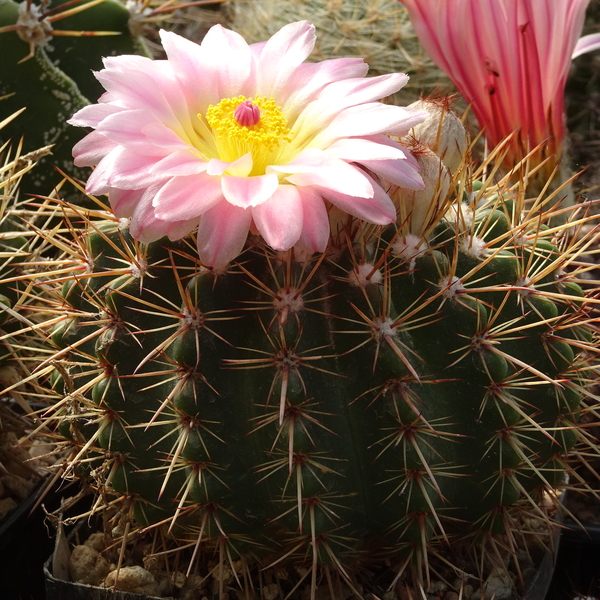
[0,0,151,194]
[40,179,598,594]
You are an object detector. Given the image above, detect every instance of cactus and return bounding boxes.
[35,150,599,596]
[0,0,156,195]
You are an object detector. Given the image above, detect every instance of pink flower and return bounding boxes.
[400,0,600,169]
[69,21,427,267]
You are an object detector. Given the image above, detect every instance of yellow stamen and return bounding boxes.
[199,95,292,173]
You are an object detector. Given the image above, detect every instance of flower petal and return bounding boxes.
[207,153,253,177]
[323,137,411,162]
[72,131,118,167]
[573,33,600,59]
[283,158,374,199]
[129,185,197,243]
[297,188,330,252]
[86,147,165,194]
[197,203,253,267]
[282,57,369,122]
[68,103,123,128]
[311,103,428,148]
[151,151,208,177]
[359,150,424,190]
[256,21,316,99]
[152,173,224,221]
[97,109,189,154]
[160,26,254,110]
[316,173,396,225]
[252,185,304,250]
[221,173,280,208]
[109,188,145,219]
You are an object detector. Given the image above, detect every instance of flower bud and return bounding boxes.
[389,144,451,237]
[407,99,467,174]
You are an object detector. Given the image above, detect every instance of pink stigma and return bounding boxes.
[234,100,260,127]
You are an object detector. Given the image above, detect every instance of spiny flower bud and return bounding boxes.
[407,99,467,174]
[389,143,451,238]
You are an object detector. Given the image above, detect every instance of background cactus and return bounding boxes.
[224,0,444,102]
[35,150,599,595]
[0,0,166,195]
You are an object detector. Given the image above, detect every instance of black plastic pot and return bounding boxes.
[546,518,600,600]
[0,478,58,600]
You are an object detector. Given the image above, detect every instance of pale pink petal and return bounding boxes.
[296,188,329,252]
[197,203,253,267]
[129,185,197,242]
[221,173,280,208]
[86,147,164,195]
[160,27,254,110]
[100,57,193,135]
[573,33,600,59]
[256,21,316,99]
[150,151,208,177]
[152,173,224,221]
[252,185,303,250]
[323,137,410,162]
[159,30,221,109]
[359,157,424,190]
[207,153,253,177]
[68,103,123,127]
[72,132,118,167]
[282,58,369,121]
[109,188,145,219]
[317,73,410,109]
[96,60,179,123]
[283,159,374,199]
[201,25,255,98]
[315,174,396,225]
[97,109,189,154]
[311,103,428,148]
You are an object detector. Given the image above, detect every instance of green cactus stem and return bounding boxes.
[33,172,600,596]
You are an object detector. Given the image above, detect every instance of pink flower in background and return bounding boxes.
[69,21,427,267]
[400,0,600,168]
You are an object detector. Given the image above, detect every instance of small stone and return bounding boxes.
[69,545,110,586]
[263,583,279,600]
[84,532,108,553]
[427,581,447,594]
[471,567,513,600]
[0,474,33,500]
[445,592,459,600]
[103,565,161,596]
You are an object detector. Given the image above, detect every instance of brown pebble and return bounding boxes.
[84,532,108,553]
[103,565,161,596]
[0,474,33,500]
[69,545,111,586]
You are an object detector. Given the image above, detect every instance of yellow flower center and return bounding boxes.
[201,96,291,175]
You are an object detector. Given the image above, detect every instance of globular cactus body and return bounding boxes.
[47,192,594,585]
